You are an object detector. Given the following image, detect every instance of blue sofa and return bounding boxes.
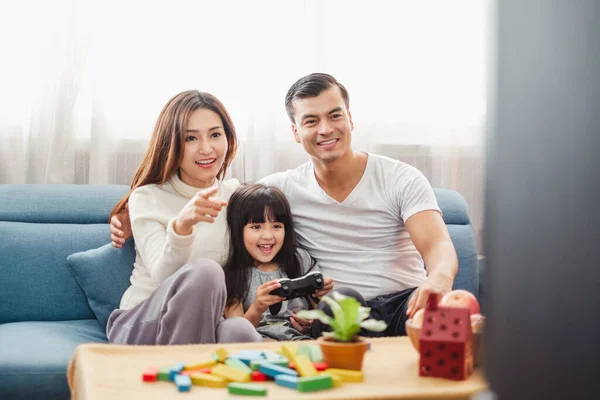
[0,184,480,400]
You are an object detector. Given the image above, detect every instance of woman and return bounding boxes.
[106,90,262,345]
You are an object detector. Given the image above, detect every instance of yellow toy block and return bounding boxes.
[280,344,298,361]
[211,364,251,383]
[189,372,227,388]
[294,355,318,377]
[184,359,217,370]
[319,372,342,387]
[215,347,228,362]
[324,368,364,383]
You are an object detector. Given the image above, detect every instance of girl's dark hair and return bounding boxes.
[223,183,307,308]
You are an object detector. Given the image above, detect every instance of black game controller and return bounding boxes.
[268,271,324,315]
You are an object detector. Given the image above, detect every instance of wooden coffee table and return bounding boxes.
[68,337,488,399]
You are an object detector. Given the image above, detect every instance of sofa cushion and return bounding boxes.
[0,320,107,400]
[66,239,135,328]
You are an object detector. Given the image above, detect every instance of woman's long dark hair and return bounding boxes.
[223,183,306,308]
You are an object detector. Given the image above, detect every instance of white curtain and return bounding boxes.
[0,0,487,251]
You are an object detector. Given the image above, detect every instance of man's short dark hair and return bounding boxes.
[284,73,350,123]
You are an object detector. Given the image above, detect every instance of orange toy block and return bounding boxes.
[181,368,211,376]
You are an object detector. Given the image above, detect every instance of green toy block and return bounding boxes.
[309,345,323,363]
[225,358,253,374]
[297,375,333,392]
[227,382,267,396]
[157,368,170,381]
[250,359,288,371]
[263,350,288,363]
[297,345,314,361]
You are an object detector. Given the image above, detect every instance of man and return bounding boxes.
[111,73,458,337]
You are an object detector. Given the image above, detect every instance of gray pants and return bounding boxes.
[106,260,262,345]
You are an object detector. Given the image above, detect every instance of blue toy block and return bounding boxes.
[229,350,265,366]
[169,362,185,381]
[175,375,191,392]
[259,362,298,379]
[275,375,299,389]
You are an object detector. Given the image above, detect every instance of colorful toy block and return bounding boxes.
[258,362,298,379]
[184,358,217,370]
[313,362,328,371]
[297,344,314,361]
[169,363,185,381]
[319,372,342,387]
[227,382,267,396]
[181,367,212,376]
[250,359,288,371]
[310,345,324,362]
[324,368,364,383]
[275,374,299,389]
[419,294,474,381]
[263,350,289,364]
[175,374,191,392]
[142,367,159,382]
[280,344,297,361]
[157,368,171,381]
[297,375,334,392]
[212,363,252,382]
[293,354,318,377]
[215,347,228,362]
[189,372,227,388]
[225,358,253,374]
[251,371,267,382]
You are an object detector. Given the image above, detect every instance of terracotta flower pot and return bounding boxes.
[317,336,369,371]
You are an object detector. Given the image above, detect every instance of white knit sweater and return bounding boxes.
[119,174,240,310]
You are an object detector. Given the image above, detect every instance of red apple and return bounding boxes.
[439,289,480,315]
[412,308,425,328]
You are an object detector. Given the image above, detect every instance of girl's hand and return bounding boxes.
[314,276,334,298]
[290,311,312,334]
[253,280,285,313]
[173,187,228,235]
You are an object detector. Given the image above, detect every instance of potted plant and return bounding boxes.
[297,292,387,371]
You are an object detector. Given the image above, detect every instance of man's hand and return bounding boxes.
[314,276,334,298]
[252,280,285,314]
[173,187,227,235]
[290,311,312,334]
[110,207,132,248]
[406,270,454,318]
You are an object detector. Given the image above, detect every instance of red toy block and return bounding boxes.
[313,362,328,371]
[251,371,267,381]
[142,367,159,382]
[290,362,328,371]
[419,294,474,381]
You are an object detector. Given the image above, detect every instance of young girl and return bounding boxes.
[223,183,334,341]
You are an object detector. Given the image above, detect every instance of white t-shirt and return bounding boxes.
[119,174,240,310]
[259,153,441,300]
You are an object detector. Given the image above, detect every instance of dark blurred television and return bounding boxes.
[482,0,599,399]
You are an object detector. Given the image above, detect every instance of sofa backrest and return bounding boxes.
[433,189,479,298]
[0,184,478,324]
[0,184,129,323]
